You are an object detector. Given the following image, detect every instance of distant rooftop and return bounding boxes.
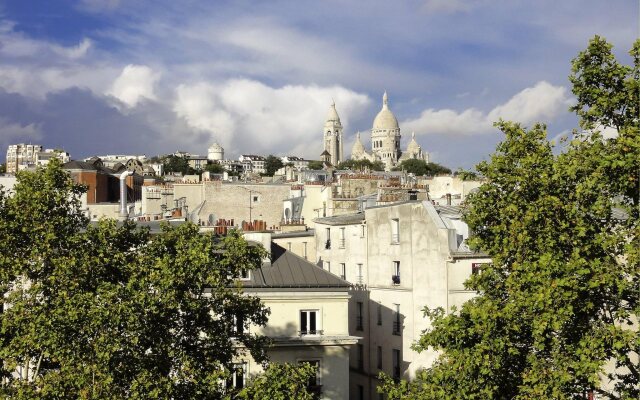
[313,212,365,226]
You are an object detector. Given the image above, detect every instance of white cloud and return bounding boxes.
[487,81,571,124]
[108,65,160,107]
[173,79,370,158]
[403,81,572,136]
[52,38,93,59]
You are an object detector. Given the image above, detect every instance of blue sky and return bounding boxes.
[0,0,637,168]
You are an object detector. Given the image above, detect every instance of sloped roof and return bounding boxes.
[244,243,350,289]
[313,212,365,226]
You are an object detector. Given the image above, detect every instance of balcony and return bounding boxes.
[392,275,400,285]
[299,329,324,336]
[356,316,364,331]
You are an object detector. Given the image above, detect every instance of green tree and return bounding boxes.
[336,158,385,171]
[204,162,225,174]
[238,362,317,400]
[264,155,284,176]
[380,36,639,399]
[163,154,196,175]
[306,160,324,170]
[0,162,5,174]
[0,161,271,399]
[454,168,478,181]
[393,159,451,176]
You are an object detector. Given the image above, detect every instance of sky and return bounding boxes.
[0,0,637,169]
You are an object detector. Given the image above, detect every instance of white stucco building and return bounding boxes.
[238,237,359,399]
[314,201,489,399]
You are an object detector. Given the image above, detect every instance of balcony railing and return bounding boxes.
[357,275,364,285]
[338,238,346,248]
[391,233,399,244]
[392,275,401,285]
[392,321,402,335]
[299,329,324,336]
[356,316,364,331]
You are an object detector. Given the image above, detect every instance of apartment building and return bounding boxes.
[314,201,489,399]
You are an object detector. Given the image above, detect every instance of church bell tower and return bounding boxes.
[323,100,343,165]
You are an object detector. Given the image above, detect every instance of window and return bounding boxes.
[231,312,244,336]
[360,224,365,238]
[238,269,250,280]
[392,349,401,381]
[356,302,364,330]
[300,360,321,396]
[391,218,399,244]
[324,261,330,271]
[472,262,482,275]
[287,242,292,251]
[357,344,364,370]
[357,263,363,284]
[377,303,382,325]
[357,384,364,400]
[339,227,345,248]
[340,263,346,280]
[392,261,400,284]
[300,310,320,335]
[226,362,247,390]
[377,346,383,369]
[303,242,308,259]
[252,195,259,202]
[325,228,331,249]
[392,304,401,335]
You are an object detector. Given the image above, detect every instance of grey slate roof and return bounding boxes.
[244,243,350,289]
[313,212,365,226]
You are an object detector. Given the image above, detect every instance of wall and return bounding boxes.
[244,290,353,400]
[198,182,290,228]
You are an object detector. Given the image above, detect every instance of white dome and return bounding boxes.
[208,142,223,151]
[406,132,421,153]
[372,92,399,130]
[351,132,365,155]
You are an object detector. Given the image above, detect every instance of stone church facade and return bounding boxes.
[323,92,429,171]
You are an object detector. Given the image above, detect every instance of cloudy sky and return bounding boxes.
[0,0,637,169]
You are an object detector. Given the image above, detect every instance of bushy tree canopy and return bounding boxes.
[264,155,284,176]
[393,159,451,176]
[238,362,317,400]
[0,160,270,399]
[336,158,385,171]
[381,36,640,399]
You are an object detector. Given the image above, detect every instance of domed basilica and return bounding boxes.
[322,92,428,171]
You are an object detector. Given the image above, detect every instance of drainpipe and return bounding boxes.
[119,170,133,217]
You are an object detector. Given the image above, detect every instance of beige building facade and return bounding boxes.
[239,240,359,399]
[314,201,489,399]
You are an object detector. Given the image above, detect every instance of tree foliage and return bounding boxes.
[204,162,225,174]
[336,158,385,171]
[393,159,451,176]
[380,36,640,399]
[306,160,324,170]
[264,155,284,176]
[0,162,5,174]
[0,160,270,399]
[163,154,196,175]
[238,362,317,400]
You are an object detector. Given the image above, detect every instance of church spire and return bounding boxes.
[383,91,388,108]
